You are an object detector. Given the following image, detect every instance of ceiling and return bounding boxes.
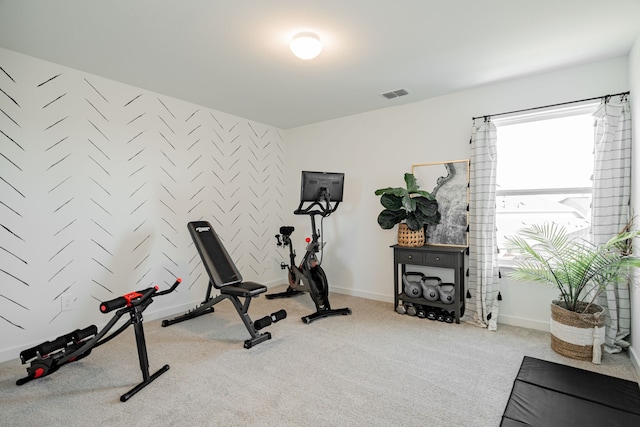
[1,1,640,129]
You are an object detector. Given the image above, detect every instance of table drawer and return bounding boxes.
[424,252,456,267]
[396,250,423,264]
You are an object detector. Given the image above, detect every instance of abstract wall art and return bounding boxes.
[412,160,469,247]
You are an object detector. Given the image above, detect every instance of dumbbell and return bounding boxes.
[443,311,454,323]
[396,302,407,315]
[426,307,439,321]
[406,303,418,316]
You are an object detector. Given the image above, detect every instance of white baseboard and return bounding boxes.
[1,279,287,365]
[629,345,640,376]
[0,299,203,364]
[1,344,29,364]
[330,286,394,304]
[497,313,550,332]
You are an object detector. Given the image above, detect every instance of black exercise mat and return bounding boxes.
[501,356,640,427]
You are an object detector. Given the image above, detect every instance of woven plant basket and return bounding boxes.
[397,223,425,247]
[549,300,605,364]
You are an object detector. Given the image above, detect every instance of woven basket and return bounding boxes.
[397,223,425,247]
[550,300,605,363]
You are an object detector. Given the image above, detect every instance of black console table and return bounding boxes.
[392,245,466,323]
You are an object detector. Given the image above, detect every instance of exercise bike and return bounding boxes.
[267,171,351,324]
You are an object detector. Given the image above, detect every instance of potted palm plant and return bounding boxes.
[505,222,640,363]
[375,173,440,247]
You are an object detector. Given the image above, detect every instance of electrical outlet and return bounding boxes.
[61,294,76,312]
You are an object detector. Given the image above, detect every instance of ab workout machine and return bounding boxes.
[16,278,182,402]
[267,171,352,323]
[161,221,286,348]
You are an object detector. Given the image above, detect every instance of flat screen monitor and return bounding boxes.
[300,171,344,202]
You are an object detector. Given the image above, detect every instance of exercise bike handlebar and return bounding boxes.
[100,278,182,314]
[294,188,340,217]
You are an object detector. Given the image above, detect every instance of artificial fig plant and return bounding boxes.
[375,173,441,231]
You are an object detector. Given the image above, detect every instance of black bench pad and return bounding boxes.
[220,281,267,298]
[501,356,640,427]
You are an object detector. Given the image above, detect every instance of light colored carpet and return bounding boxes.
[1,285,638,426]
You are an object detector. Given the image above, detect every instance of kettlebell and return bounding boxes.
[421,277,441,302]
[402,272,423,299]
[438,283,455,304]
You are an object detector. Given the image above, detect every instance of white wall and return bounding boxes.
[1,47,634,364]
[284,56,630,331]
[629,34,640,370]
[0,48,286,362]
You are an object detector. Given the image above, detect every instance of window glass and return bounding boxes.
[495,107,597,266]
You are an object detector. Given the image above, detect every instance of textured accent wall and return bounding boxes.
[0,48,285,357]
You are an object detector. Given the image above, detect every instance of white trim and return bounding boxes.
[492,101,600,126]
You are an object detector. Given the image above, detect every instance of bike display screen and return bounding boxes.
[299,171,344,202]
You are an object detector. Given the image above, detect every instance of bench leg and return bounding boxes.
[227,296,272,348]
[161,296,223,327]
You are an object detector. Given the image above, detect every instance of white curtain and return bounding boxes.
[590,96,632,353]
[467,119,501,330]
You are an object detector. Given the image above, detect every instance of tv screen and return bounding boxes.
[300,171,344,202]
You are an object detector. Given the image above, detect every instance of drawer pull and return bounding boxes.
[436,257,440,261]
[408,255,413,259]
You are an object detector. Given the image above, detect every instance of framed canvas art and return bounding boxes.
[411,159,469,247]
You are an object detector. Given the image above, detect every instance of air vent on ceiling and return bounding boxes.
[381,89,409,99]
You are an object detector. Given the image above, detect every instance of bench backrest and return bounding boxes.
[188,221,242,288]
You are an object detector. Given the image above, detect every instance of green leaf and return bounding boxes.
[374,186,407,197]
[404,173,419,193]
[414,189,435,200]
[415,197,439,216]
[401,194,416,212]
[380,193,403,210]
[405,213,423,231]
[505,222,640,311]
[377,209,407,229]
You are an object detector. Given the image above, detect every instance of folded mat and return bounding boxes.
[501,356,640,427]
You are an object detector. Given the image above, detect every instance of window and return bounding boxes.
[494,102,599,266]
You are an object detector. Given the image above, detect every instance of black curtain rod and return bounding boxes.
[472,90,630,121]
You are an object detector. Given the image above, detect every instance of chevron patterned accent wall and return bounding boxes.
[0,48,286,356]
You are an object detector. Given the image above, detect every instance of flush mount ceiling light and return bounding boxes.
[290,32,323,60]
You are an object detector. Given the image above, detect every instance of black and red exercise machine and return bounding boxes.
[16,278,181,402]
[267,171,352,323]
[161,221,286,348]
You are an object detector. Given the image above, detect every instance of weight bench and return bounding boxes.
[162,221,286,348]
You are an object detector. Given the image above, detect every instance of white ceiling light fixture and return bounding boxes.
[290,32,323,60]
